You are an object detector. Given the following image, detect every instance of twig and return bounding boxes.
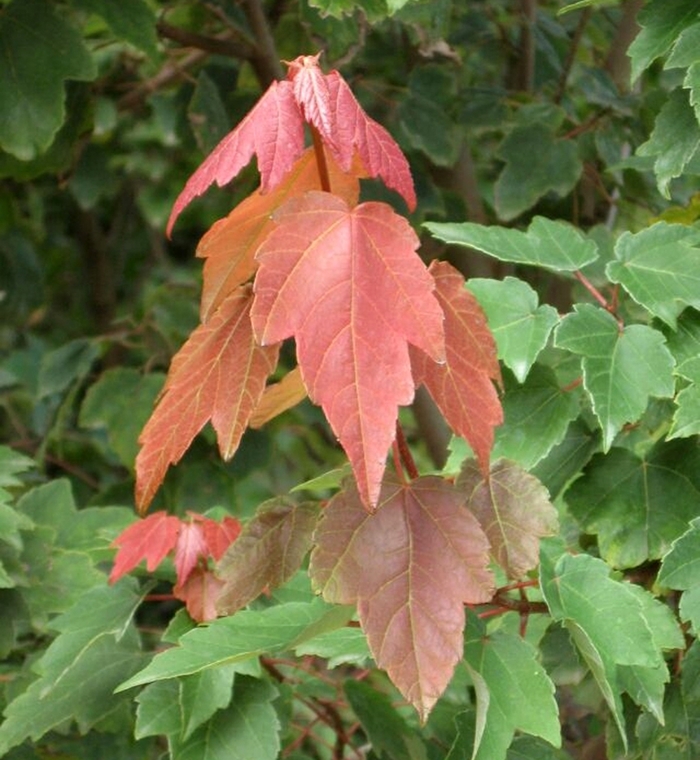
[554,7,592,104]
[395,421,420,480]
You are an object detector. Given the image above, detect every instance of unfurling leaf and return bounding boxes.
[251,192,444,508]
[216,500,318,615]
[457,460,558,578]
[310,475,495,721]
[135,286,279,511]
[167,54,414,235]
[411,260,502,477]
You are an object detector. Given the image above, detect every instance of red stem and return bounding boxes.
[574,270,610,309]
[394,421,420,480]
[310,125,332,193]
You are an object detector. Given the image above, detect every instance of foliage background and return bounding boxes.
[2,0,700,758]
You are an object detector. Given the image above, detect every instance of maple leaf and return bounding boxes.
[199,515,242,561]
[196,146,362,321]
[167,79,303,236]
[135,285,279,511]
[251,191,445,508]
[167,54,414,235]
[109,511,180,583]
[174,566,225,623]
[457,459,558,578]
[216,499,318,615]
[411,260,503,477]
[310,474,495,721]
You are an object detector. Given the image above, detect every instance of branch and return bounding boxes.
[156,20,255,60]
[240,0,285,86]
[554,7,592,104]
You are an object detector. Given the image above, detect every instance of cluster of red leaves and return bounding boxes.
[109,511,241,621]
[135,53,503,512]
[114,53,516,721]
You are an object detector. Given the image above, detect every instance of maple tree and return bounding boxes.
[4,1,700,759]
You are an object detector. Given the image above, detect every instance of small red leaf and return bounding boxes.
[174,520,208,585]
[310,475,495,721]
[135,286,279,512]
[411,261,502,477]
[251,192,444,508]
[109,511,181,583]
[196,147,361,321]
[199,516,242,561]
[167,79,304,235]
[174,566,225,623]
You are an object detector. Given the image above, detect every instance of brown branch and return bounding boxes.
[240,0,285,86]
[156,20,255,60]
[605,0,644,92]
[554,7,592,104]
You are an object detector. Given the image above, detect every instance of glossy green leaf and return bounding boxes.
[305,0,388,21]
[494,123,582,220]
[173,677,280,760]
[658,516,700,590]
[0,581,145,755]
[554,304,675,449]
[671,356,700,438]
[425,217,598,272]
[530,419,599,499]
[606,223,700,327]
[680,587,700,634]
[490,365,580,470]
[665,21,700,69]
[295,626,371,668]
[637,88,700,198]
[117,600,353,690]
[80,367,165,469]
[37,337,102,399]
[464,611,561,760]
[135,667,236,742]
[0,0,96,160]
[565,441,700,568]
[467,278,559,382]
[506,736,575,760]
[540,547,667,743]
[72,0,158,56]
[628,0,699,82]
[345,679,428,760]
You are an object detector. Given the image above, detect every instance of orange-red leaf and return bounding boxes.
[135,286,279,511]
[216,499,318,615]
[411,261,502,477]
[109,511,181,583]
[174,566,225,622]
[251,192,444,508]
[167,79,303,236]
[249,367,307,429]
[199,515,241,561]
[310,475,495,721]
[457,460,558,578]
[196,147,362,321]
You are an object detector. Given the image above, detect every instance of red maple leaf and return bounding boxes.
[196,146,362,321]
[251,191,445,508]
[135,285,279,511]
[411,261,503,476]
[173,520,208,584]
[198,514,242,561]
[310,475,495,721]
[109,511,181,583]
[167,54,414,235]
